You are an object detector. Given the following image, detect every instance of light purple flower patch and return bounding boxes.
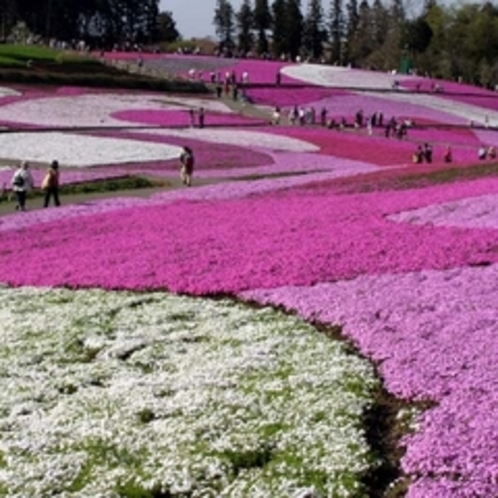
[240,263,498,498]
[389,193,498,229]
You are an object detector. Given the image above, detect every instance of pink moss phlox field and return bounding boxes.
[473,128,498,148]
[273,126,415,166]
[272,125,484,166]
[99,52,236,78]
[1,177,498,293]
[400,77,489,95]
[106,129,275,171]
[408,126,480,148]
[3,68,498,498]
[101,52,300,85]
[188,151,377,179]
[307,93,466,126]
[239,263,498,498]
[402,77,498,111]
[205,58,300,85]
[112,109,266,127]
[0,169,366,233]
[245,86,348,107]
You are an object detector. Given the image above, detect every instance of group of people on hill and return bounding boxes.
[8,160,61,212]
[478,145,496,160]
[413,143,434,164]
[411,144,498,164]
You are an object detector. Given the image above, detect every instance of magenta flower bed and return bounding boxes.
[101,52,298,85]
[1,177,497,294]
[402,77,498,112]
[245,86,345,107]
[270,125,484,166]
[112,109,265,127]
[103,130,274,172]
[272,126,415,166]
[401,77,491,96]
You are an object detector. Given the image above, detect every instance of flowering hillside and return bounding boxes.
[0,59,498,497]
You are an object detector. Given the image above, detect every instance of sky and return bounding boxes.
[160,0,477,40]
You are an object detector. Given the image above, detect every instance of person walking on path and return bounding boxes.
[179,146,195,187]
[10,160,34,211]
[198,107,205,129]
[41,160,61,207]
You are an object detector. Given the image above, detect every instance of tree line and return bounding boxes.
[213,0,498,88]
[0,0,180,48]
[1,0,497,88]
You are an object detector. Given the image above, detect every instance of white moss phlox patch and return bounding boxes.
[389,193,498,229]
[0,86,21,97]
[282,64,415,89]
[0,93,232,129]
[0,287,377,497]
[0,132,182,167]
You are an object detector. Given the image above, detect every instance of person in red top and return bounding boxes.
[42,160,61,207]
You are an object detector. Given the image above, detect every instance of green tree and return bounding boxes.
[156,11,180,43]
[254,0,271,54]
[371,0,387,48]
[213,0,235,50]
[344,0,359,62]
[0,0,19,39]
[236,0,254,54]
[348,0,371,66]
[479,58,496,89]
[329,0,344,64]
[375,0,405,71]
[417,0,449,77]
[404,17,432,54]
[303,0,326,59]
[286,0,303,60]
[271,0,286,58]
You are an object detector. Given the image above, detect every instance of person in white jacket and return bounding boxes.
[11,161,34,211]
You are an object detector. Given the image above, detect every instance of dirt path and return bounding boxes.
[0,175,225,217]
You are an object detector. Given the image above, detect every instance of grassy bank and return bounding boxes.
[0,44,208,93]
[1,175,169,205]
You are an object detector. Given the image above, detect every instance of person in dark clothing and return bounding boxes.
[423,143,433,163]
[179,146,195,187]
[198,107,205,128]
